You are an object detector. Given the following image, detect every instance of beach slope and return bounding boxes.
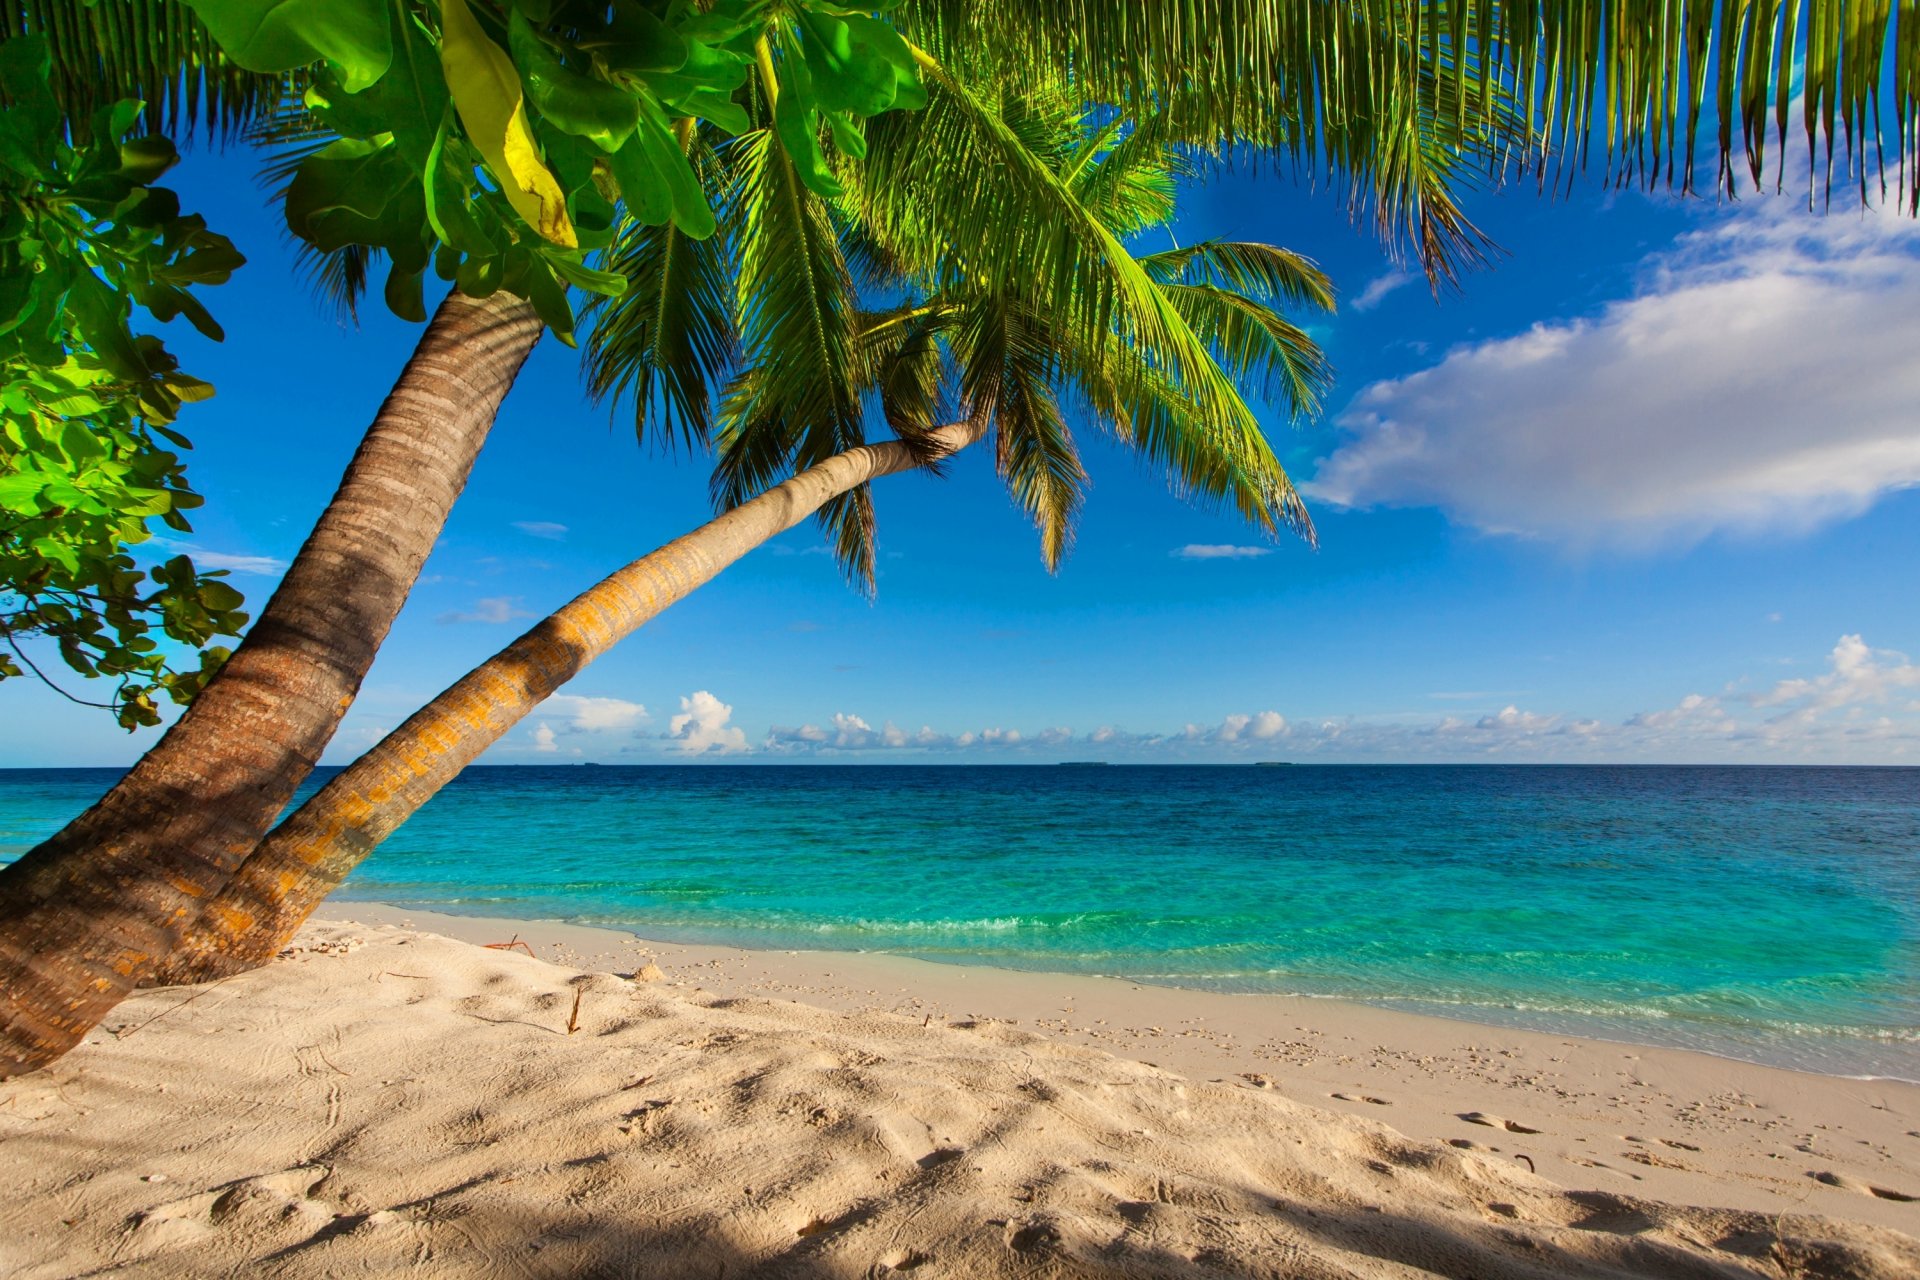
[1,921,1915,1279]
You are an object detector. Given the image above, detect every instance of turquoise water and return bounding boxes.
[4,765,1917,1078]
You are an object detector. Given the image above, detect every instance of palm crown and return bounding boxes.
[585,64,1336,587]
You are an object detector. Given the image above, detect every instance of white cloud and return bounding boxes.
[538,694,649,734]
[437,596,534,625]
[1624,692,1735,732]
[148,539,286,575]
[1173,544,1273,560]
[512,521,568,541]
[1309,206,1920,547]
[1751,635,1920,722]
[1217,710,1287,741]
[668,691,749,755]
[1350,270,1415,312]
[530,723,557,753]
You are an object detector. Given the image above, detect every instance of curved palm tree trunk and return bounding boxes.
[0,290,543,1078]
[155,416,987,983]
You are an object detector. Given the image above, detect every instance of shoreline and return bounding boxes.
[320,898,1920,1085]
[315,901,1920,1233]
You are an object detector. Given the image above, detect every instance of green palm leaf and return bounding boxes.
[711,127,875,585]
[3,0,283,138]
[896,0,1920,217]
[584,136,736,451]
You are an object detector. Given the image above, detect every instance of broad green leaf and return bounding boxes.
[423,115,497,256]
[543,251,628,296]
[631,103,716,238]
[678,89,751,136]
[440,0,576,248]
[117,136,179,184]
[509,10,640,149]
[605,128,674,226]
[183,0,392,91]
[601,2,691,74]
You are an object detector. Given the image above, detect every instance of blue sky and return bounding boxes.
[5,144,1918,766]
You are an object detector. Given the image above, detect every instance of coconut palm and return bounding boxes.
[152,88,1337,979]
[0,4,550,1078]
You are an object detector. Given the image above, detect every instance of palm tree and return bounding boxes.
[150,92,1337,980]
[0,5,549,1077]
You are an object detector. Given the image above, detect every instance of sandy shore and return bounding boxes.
[1,909,1915,1278]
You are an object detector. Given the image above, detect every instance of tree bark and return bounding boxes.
[0,290,543,1078]
[153,417,988,983]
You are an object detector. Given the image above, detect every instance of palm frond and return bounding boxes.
[894,0,1515,281]
[1069,329,1315,545]
[978,310,1087,571]
[856,302,953,445]
[897,0,1920,218]
[1066,113,1188,237]
[863,63,1267,450]
[1161,283,1331,417]
[1138,240,1336,313]
[3,0,284,140]
[584,138,737,451]
[712,128,874,586]
[295,242,376,323]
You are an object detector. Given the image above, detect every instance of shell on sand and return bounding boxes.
[1,922,1915,1280]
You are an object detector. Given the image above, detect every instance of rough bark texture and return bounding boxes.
[0,290,543,1078]
[155,418,989,982]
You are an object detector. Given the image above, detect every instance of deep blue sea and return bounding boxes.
[4,765,1917,1078]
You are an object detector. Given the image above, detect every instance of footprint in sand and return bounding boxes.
[1331,1092,1393,1106]
[1459,1111,1541,1134]
[1812,1170,1919,1202]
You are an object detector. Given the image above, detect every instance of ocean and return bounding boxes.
[4,764,1916,1079]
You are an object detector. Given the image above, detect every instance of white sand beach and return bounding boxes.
[1,908,1915,1278]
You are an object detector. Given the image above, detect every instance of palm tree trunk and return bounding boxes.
[0,289,543,1078]
[153,416,987,983]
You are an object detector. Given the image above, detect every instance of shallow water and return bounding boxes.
[4,764,1916,1078]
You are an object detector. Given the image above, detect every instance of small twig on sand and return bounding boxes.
[567,988,583,1035]
[113,976,237,1041]
[1515,1154,1535,1173]
[484,935,537,957]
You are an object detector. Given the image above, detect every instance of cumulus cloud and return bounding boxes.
[1218,710,1287,741]
[1751,635,1920,723]
[1173,544,1273,560]
[1308,207,1920,547]
[512,521,568,540]
[668,691,749,755]
[437,596,534,625]
[530,723,558,753]
[538,694,649,734]
[1624,692,1735,732]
